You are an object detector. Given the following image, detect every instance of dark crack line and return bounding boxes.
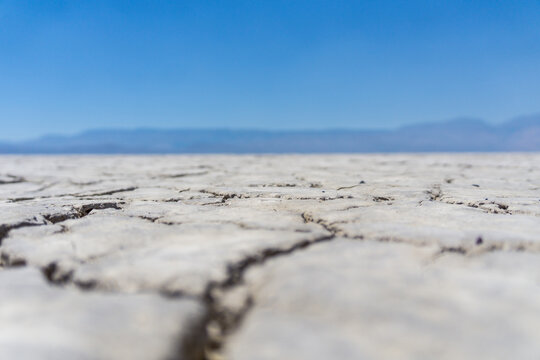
[0,221,44,246]
[301,212,343,236]
[423,184,519,215]
[30,181,61,193]
[431,240,540,261]
[41,202,123,224]
[441,199,514,215]
[75,187,137,197]
[0,202,123,270]
[155,171,209,179]
[199,189,352,203]
[372,195,394,202]
[426,184,443,201]
[0,174,27,184]
[337,181,365,191]
[299,212,540,263]
[8,187,136,202]
[40,261,100,290]
[69,180,104,186]
[199,190,241,203]
[248,183,298,188]
[0,178,26,185]
[175,214,337,360]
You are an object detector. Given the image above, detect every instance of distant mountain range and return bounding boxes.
[1,117,539,153]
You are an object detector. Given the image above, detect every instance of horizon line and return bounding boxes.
[4,114,540,143]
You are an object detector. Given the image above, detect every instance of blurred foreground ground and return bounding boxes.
[1,154,540,360]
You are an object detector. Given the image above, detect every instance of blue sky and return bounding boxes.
[1,0,540,140]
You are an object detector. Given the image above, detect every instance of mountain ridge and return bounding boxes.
[1,117,539,153]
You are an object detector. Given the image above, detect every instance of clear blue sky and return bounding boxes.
[1,0,540,140]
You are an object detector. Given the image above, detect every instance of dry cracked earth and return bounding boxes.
[1,154,540,360]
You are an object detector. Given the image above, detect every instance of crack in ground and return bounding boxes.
[4,186,538,359]
[0,175,26,185]
[0,221,44,246]
[301,212,344,236]
[336,181,366,191]
[0,202,123,271]
[30,181,61,193]
[8,187,136,202]
[426,184,443,201]
[2,201,341,360]
[431,240,540,261]
[75,187,137,197]
[299,213,540,263]
[175,213,338,360]
[441,199,514,215]
[199,189,352,203]
[248,183,298,188]
[156,172,210,179]
[42,202,123,224]
[423,184,518,215]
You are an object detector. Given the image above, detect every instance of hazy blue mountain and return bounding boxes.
[1,117,539,153]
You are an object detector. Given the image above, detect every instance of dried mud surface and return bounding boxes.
[1,154,540,360]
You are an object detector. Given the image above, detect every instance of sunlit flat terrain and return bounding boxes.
[1,154,540,360]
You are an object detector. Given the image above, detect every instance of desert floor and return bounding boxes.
[1,154,540,360]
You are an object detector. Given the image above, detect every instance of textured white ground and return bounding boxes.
[1,154,540,360]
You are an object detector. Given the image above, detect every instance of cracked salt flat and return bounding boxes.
[0,268,203,360]
[225,240,540,360]
[0,154,540,360]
